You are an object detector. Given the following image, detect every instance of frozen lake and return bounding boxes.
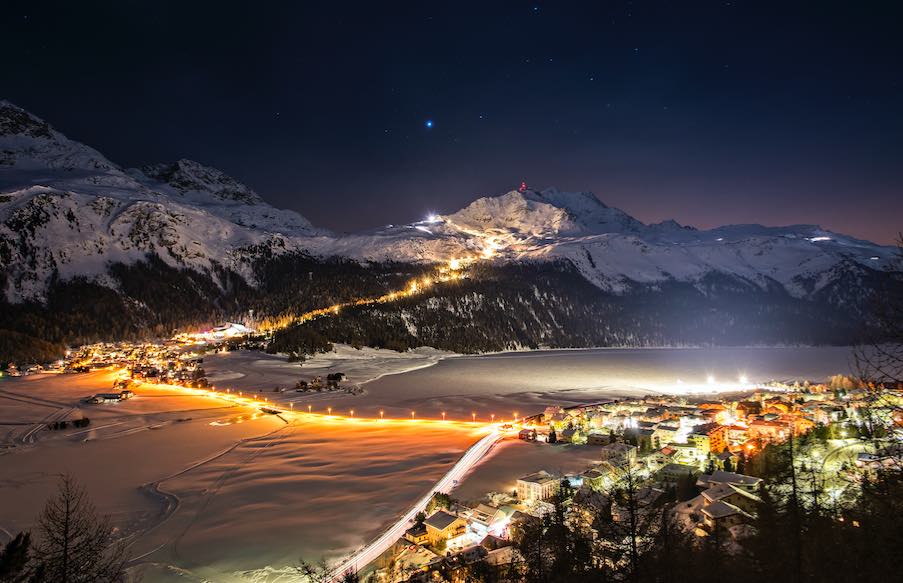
[297,345,859,420]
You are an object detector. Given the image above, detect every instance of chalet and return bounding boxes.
[701,500,754,533]
[468,503,507,538]
[696,470,762,492]
[424,510,467,547]
[700,482,760,514]
[652,424,679,449]
[404,523,430,545]
[586,432,612,446]
[599,442,638,466]
[657,463,699,484]
[580,461,620,491]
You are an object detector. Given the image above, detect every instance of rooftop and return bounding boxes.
[518,470,558,485]
[424,509,461,531]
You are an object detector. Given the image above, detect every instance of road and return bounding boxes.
[328,428,504,580]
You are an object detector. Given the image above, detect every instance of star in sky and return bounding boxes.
[424,120,434,129]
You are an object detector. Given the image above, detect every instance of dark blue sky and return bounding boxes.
[3,1,902,242]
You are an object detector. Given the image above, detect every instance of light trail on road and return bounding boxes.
[327,428,504,581]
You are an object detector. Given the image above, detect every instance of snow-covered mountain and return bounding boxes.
[1,101,899,350]
[0,101,324,301]
[314,186,896,302]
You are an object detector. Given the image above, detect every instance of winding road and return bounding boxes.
[328,428,503,580]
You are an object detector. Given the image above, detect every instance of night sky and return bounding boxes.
[3,1,902,243]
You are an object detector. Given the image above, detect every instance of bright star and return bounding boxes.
[425,120,434,129]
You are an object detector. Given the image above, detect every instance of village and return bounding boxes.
[26,332,358,407]
[5,335,902,582]
[371,380,903,582]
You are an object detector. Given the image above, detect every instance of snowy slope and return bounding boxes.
[448,188,898,297]
[319,186,896,300]
[0,100,897,307]
[0,101,319,301]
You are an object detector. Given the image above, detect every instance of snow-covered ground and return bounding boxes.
[0,370,481,583]
[204,344,455,395]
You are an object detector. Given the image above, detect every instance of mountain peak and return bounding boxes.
[140,159,263,205]
[0,100,54,139]
[0,101,119,172]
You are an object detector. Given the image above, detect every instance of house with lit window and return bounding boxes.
[516,471,560,502]
[687,422,727,454]
[424,510,467,547]
[598,442,638,467]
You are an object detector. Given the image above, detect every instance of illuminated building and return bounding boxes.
[687,422,727,454]
[424,510,467,547]
[516,471,559,503]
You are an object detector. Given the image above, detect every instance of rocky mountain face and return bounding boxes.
[1,101,900,362]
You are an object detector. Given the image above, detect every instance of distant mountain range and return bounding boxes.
[1,101,900,362]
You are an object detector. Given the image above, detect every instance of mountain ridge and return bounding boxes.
[1,101,900,362]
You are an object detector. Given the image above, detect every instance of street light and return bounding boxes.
[350,409,354,418]
[328,407,332,416]
[380,410,385,420]
[442,411,446,421]
[472,412,476,422]
[411,411,416,420]
[490,414,495,423]
[308,404,312,414]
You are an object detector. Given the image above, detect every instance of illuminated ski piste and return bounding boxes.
[328,428,504,580]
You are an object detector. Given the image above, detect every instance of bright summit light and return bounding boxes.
[425,213,440,223]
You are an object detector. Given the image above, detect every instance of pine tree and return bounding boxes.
[31,475,127,583]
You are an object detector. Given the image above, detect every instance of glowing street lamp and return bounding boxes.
[290,402,294,411]
[490,414,495,423]
[442,411,446,421]
[472,412,476,422]
[308,404,312,414]
[328,407,332,416]
[380,410,385,420]
[411,411,416,420]
[514,411,518,423]
[350,409,354,418]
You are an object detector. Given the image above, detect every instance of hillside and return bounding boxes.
[1,101,900,362]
